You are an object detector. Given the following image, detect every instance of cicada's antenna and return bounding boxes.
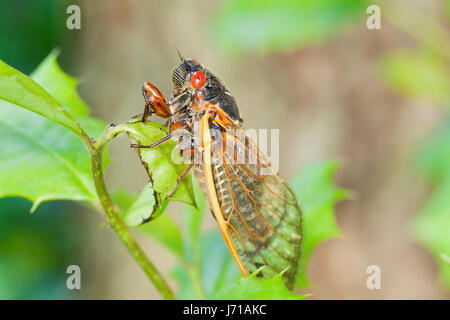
[169,38,184,62]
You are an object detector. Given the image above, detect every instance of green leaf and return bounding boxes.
[290,159,349,288]
[182,181,206,263]
[109,188,137,212]
[446,0,450,21]
[170,182,210,299]
[199,230,241,298]
[411,175,450,290]
[211,0,367,53]
[31,51,89,118]
[378,50,450,106]
[171,265,198,300]
[172,229,241,299]
[411,119,450,290]
[127,120,195,206]
[0,104,97,210]
[0,54,104,210]
[121,183,168,226]
[0,51,89,138]
[30,50,104,137]
[415,119,450,183]
[212,273,306,300]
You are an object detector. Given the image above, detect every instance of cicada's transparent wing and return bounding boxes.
[194,123,302,289]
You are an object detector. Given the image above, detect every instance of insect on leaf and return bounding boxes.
[126,120,196,207]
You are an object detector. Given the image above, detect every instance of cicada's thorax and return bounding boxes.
[167,68,242,173]
[168,82,243,223]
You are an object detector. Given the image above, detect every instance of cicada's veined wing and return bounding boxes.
[194,114,302,289]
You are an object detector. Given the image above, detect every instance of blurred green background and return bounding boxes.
[0,0,449,299]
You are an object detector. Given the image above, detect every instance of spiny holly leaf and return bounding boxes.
[412,119,450,290]
[290,159,349,288]
[211,273,306,300]
[0,51,89,138]
[30,50,104,137]
[0,53,104,211]
[31,50,89,118]
[378,50,450,106]
[211,0,368,53]
[127,120,195,206]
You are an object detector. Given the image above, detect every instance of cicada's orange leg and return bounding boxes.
[141,81,171,122]
[130,122,188,149]
[168,163,194,198]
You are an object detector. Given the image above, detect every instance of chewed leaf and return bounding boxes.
[126,120,195,206]
[121,183,168,226]
[211,273,306,300]
[290,159,349,288]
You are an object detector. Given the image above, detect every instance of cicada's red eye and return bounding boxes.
[191,70,205,88]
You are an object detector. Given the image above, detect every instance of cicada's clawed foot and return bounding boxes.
[130,143,151,149]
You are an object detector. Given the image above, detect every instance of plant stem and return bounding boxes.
[88,123,177,300]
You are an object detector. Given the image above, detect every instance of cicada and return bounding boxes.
[132,56,302,289]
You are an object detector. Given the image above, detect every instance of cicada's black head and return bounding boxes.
[171,59,202,95]
[171,59,241,123]
[173,59,228,98]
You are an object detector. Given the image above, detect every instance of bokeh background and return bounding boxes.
[0,0,449,299]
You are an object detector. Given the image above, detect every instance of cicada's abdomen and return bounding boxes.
[192,125,302,289]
